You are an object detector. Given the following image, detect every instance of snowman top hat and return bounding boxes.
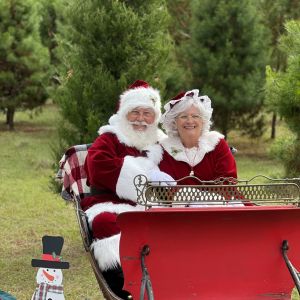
[31,235,69,269]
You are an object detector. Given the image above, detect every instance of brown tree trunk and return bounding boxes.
[271,112,276,139]
[6,107,15,130]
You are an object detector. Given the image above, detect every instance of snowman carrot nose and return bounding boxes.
[43,269,55,281]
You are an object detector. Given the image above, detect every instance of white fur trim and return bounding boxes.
[144,144,164,165]
[85,202,144,228]
[119,86,161,122]
[98,117,120,136]
[160,131,224,165]
[107,114,118,126]
[157,129,167,141]
[116,156,158,200]
[92,234,120,271]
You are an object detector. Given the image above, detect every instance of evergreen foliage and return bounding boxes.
[186,0,268,138]
[54,0,172,148]
[265,21,300,177]
[260,0,300,72]
[167,0,191,46]
[260,0,300,139]
[39,0,58,65]
[164,0,191,99]
[39,0,65,99]
[0,0,50,130]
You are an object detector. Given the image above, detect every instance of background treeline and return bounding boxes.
[0,0,300,176]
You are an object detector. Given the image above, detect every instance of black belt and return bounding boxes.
[90,186,109,196]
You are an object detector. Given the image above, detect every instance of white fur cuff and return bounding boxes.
[85,202,144,228]
[92,234,120,271]
[144,144,163,165]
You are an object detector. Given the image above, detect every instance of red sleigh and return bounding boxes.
[58,144,300,300]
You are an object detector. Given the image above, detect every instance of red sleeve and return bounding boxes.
[85,133,123,192]
[213,139,237,179]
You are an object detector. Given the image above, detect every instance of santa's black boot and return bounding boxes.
[102,266,132,299]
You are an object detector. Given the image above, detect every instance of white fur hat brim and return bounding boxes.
[118,86,161,123]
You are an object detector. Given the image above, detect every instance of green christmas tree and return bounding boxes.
[260,0,300,139]
[186,0,268,138]
[164,0,192,99]
[265,21,300,177]
[39,0,58,65]
[54,0,172,148]
[0,0,50,130]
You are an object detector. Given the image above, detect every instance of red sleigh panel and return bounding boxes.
[118,206,300,300]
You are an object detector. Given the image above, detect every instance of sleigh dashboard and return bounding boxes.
[117,175,300,299]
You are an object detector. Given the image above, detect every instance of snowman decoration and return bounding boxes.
[31,236,69,300]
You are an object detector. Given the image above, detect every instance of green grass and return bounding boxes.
[0,104,298,299]
[228,120,290,180]
[0,104,102,300]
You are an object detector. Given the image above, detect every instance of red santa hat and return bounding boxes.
[117,80,161,123]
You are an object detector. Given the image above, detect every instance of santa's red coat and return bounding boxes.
[82,128,163,271]
[82,133,145,210]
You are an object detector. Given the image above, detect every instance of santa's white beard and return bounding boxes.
[118,119,159,150]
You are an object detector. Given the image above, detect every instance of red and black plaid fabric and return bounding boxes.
[33,283,64,300]
[56,144,91,201]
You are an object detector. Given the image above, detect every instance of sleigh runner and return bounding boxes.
[58,144,300,300]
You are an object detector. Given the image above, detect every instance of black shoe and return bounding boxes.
[102,266,132,299]
[116,289,132,299]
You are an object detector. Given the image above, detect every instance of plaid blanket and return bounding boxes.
[33,283,63,300]
[56,144,91,201]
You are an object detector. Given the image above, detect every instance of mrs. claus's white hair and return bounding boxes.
[161,89,213,137]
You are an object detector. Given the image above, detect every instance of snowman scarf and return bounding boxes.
[33,283,63,300]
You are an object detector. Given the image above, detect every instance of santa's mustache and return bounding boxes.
[128,121,149,127]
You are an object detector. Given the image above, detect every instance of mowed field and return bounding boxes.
[0,103,298,299]
[0,103,102,299]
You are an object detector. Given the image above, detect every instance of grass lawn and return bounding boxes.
[0,103,102,299]
[0,103,298,299]
[229,129,286,180]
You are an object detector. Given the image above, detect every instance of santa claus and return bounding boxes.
[82,80,173,299]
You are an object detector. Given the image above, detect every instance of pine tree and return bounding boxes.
[260,0,300,139]
[186,0,268,138]
[0,0,50,130]
[54,0,172,148]
[39,0,65,66]
[265,21,300,177]
[167,0,191,46]
[39,0,66,96]
[164,0,191,99]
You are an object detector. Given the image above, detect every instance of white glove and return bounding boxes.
[148,169,177,186]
